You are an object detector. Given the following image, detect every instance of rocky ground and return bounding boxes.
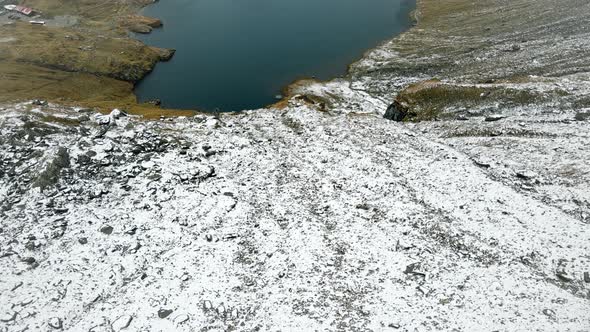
[0,95,589,331]
[1,0,590,331]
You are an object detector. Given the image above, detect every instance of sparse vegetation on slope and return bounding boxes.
[0,0,184,116]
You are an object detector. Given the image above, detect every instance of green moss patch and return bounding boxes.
[396,81,558,121]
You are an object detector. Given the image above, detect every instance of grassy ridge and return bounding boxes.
[0,0,193,117]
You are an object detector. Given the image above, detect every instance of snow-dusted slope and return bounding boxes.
[1,0,590,330]
[0,101,588,331]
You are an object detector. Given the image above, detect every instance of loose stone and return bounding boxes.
[542,309,556,319]
[48,317,63,329]
[125,226,138,235]
[556,269,573,282]
[230,308,239,319]
[11,281,23,291]
[516,171,537,180]
[21,257,36,265]
[111,315,133,330]
[203,300,213,311]
[216,304,226,317]
[174,314,189,325]
[158,309,173,319]
[100,225,114,235]
[0,312,17,323]
[484,115,506,122]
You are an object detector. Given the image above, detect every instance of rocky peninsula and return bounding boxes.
[0,0,190,117]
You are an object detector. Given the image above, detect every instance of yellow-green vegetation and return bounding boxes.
[0,62,136,104]
[394,80,562,121]
[0,62,194,118]
[0,0,186,117]
[119,15,162,34]
[273,78,331,111]
[4,23,167,81]
[21,0,154,25]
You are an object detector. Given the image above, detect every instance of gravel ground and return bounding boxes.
[0,99,588,331]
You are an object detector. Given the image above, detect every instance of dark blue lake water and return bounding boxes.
[134,0,414,111]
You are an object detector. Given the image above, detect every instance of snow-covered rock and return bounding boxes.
[0,100,588,331]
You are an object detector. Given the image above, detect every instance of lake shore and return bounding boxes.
[284,0,590,119]
[1,0,589,118]
[132,0,415,111]
[0,0,194,117]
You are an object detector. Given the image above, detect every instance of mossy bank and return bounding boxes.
[0,0,193,117]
